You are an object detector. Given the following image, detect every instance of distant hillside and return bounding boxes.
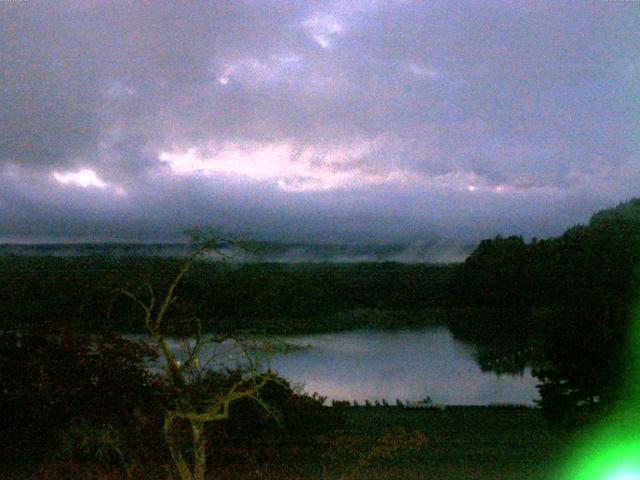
[452,196,640,308]
[448,196,640,422]
[0,239,474,264]
[589,197,640,227]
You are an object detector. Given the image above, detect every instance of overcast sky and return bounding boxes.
[1,0,638,243]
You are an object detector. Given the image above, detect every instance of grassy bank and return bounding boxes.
[1,406,568,480]
[325,406,568,480]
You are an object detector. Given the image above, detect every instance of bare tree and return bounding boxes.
[118,233,278,480]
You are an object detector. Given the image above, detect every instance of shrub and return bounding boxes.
[165,369,343,467]
[0,324,160,462]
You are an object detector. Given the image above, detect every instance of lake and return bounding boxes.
[159,326,539,406]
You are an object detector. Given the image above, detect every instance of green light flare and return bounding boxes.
[607,470,640,480]
[555,309,640,480]
[558,431,640,480]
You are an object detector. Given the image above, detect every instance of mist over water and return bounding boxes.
[0,240,472,264]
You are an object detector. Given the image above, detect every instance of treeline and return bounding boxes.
[0,257,456,334]
[452,219,640,309]
[450,198,640,426]
[449,198,640,346]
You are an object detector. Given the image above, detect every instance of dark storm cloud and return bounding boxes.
[0,0,638,242]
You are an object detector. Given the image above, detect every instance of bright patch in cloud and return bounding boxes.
[408,63,439,80]
[216,54,303,87]
[160,138,412,192]
[159,141,562,196]
[303,14,344,49]
[53,168,108,189]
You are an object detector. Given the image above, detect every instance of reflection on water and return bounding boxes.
[151,327,539,406]
[267,328,539,405]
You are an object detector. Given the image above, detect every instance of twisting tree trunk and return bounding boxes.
[192,420,206,480]
[118,233,279,480]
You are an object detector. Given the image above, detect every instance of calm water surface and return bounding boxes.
[267,327,539,405]
[158,327,539,406]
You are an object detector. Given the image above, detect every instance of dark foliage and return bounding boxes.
[0,325,342,475]
[533,304,632,429]
[452,197,640,426]
[0,257,455,334]
[0,324,160,462]
[187,370,343,467]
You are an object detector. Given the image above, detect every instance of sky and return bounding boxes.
[1,0,638,243]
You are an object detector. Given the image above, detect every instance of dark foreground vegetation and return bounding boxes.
[0,325,343,479]
[0,317,567,480]
[0,325,565,479]
[2,198,640,477]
